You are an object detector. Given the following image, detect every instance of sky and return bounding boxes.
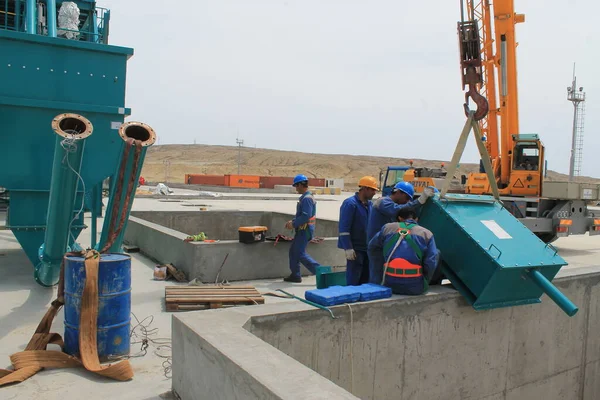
[101,0,598,177]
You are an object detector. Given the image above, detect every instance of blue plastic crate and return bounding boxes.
[353,284,392,301]
[305,286,361,307]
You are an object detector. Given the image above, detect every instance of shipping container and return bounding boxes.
[309,178,326,187]
[226,175,261,188]
[259,176,294,189]
[185,174,227,186]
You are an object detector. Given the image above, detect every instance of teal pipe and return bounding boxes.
[527,269,579,317]
[35,114,93,286]
[26,0,36,33]
[97,122,155,253]
[46,0,57,37]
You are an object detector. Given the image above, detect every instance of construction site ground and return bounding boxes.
[1,188,599,399]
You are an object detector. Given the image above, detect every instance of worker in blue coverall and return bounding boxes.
[337,176,378,286]
[284,174,321,283]
[366,182,434,283]
[368,206,440,295]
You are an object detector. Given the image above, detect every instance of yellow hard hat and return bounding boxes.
[358,176,378,190]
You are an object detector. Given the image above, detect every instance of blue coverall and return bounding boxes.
[337,193,372,285]
[368,219,440,294]
[366,196,421,284]
[289,191,320,278]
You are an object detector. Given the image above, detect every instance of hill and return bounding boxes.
[141,144,600,189]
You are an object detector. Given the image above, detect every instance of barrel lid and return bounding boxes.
[65,253,131,262]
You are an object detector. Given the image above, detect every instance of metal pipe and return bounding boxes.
[35,113,93,287]
[500,35,508,97]
[46,0,56,37]
[97,122,156,253]
[25,0,35,33]
[527,269,578,317]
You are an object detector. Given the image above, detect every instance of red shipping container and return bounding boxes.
[185,174,226,186]
[259,176,294,189]
[308,178,325,187]
[226,175,260,188]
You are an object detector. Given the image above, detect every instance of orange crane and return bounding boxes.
[453,0,600,243]
[459,0,543,197]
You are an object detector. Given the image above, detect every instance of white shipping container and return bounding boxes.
[325,178,344,188]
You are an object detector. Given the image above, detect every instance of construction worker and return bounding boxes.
[367,182,433,243]
[366,182,434,284]
[368,206,440,295]
[338,176,378,285]
[284,174,320,283]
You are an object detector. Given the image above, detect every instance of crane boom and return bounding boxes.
[459,0,540,197]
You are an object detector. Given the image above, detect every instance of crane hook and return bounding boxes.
[463,66,489,121]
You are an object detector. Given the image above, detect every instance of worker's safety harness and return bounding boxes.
[381,222,429,292]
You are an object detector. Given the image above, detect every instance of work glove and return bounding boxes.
[417,186,435,205]
[345,249,356,260]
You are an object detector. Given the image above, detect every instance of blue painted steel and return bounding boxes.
[418,193,577,316]
[36,133,89,287]
[26,0,36,34]
[527,269,578,316]
[46,0,57,37]
[63,253,131,361]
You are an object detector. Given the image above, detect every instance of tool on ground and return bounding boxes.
[238,226,268,244]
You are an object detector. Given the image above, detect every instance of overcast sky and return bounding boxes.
[101,0,598,177]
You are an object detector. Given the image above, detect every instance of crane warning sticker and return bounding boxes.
[481,220,512,239]
[583,189,593,200]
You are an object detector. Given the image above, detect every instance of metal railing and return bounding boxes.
[0,1,110,44]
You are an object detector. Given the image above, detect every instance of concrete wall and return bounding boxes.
[124,216,346,282]
[172,267,600,399]
[130,210,340,239]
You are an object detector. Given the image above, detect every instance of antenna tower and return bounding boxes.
[567,64,586,180]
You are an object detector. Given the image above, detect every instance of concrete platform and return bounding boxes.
[123,210,346,282]
[173,266,600,400]
[1,195,600,399]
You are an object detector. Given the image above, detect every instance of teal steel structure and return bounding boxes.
[0,1,155,286]
[419,193,578,317]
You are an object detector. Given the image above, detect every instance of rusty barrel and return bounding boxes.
[63,253,132,361]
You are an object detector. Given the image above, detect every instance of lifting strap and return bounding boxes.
[0,250,134,386]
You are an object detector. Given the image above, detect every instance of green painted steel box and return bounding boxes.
[419,194,570,311]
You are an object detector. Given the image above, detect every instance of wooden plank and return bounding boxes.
[165,285,257,290]
[166,297,264,304]
[165,289,261,294]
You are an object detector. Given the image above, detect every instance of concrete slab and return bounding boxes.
[173,268,600,400]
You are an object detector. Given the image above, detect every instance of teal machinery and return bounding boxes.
[419,193,578,317]
[0,1,156,286]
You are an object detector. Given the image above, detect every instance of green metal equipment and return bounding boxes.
[419,193,578,317]
[0,1,156,286]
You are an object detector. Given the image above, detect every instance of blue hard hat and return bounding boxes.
[393,181,414,198]
[292,174,309,186]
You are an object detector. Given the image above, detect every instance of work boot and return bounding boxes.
[283,275,302,283]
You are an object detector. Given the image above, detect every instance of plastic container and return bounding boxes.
[63,253,131,362]
[305,285,361,307]
[354,283,392,301]
[238,226,268,243]
[316,266,347,289]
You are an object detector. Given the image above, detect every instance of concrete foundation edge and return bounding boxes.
[171,267,600,400]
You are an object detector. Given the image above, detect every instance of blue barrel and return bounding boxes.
[64,253,131,362]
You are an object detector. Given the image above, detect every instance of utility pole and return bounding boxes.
[163,160,171,183]
[236,137,244,175]
[567,64,586,181]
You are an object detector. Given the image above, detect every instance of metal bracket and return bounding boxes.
[487,243,502,259]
